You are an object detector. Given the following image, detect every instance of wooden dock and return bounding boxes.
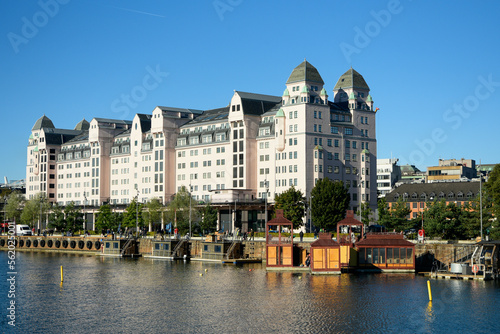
[433,272,492,281]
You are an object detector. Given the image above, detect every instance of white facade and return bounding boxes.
[377,158,401,197]
[26,60,379,224]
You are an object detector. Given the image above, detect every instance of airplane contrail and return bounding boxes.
[110,6,166,18]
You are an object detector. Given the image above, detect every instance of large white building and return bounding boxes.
[26,60,378,231]
[377,158,401,197]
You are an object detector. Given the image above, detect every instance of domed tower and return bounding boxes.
[74,118,90,131]
[275,108,286,152]
[285,60,324,105]
[30,115,55,176]
[333,68,370,106]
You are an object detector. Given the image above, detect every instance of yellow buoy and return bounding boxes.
[205,269,208,272]
[200,273,203,276]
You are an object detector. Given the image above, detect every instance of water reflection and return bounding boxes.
[1,252,499,333]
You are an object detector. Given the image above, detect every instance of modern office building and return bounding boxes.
[427,158,477,182]
[26,60,378,231]
[377,158,401,197]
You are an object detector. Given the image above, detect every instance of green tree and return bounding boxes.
[48,203,66,232]
[310,178,350,231]
[484,164,500,239]
[143,198,163,231]
[95,204,113,232]
[64,202,83,233]
[5,191,24,223]
[199,202,218,235]
[460,193,493,239]
[377,197,391,226]
[357,201,372,225]
[123,199,145,230]
[274,186,305,229]
[20,197,39,228]
[422,199,464,239]
[383,198,412,231]
[164,186,198,234]
[21,193,51,229]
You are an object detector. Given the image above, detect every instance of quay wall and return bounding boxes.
[1,236,475,271]
[0,235,104,254]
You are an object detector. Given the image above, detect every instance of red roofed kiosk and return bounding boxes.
[310,232,341,274]
[266,209,294,267]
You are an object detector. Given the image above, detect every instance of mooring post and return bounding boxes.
[61,265,64,283]
[427,280,432,301]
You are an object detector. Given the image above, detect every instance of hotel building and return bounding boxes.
[26,60,378,231]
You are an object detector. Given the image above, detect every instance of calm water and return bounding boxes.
[1,251,499,334]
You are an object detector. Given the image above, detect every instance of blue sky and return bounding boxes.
[1,0,500,182]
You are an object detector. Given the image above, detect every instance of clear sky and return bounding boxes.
[1,0,500,182]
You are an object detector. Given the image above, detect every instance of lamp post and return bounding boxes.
[83,191,87,233]
[39,194,43,235]
[189,184,192,238]
[264,179,269,226]
[479,161,483,240]
[135,188,140,238]
[309,195,314,234]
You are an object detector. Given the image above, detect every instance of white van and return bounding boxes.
[16,224,32,236]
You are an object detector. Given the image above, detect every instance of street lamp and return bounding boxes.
[189,184,193,238]
[479,161,483,240]
[135,188,140,238]
[309,195,314,234]
[264,179,269,226]
[39,194,43,235]
[83,190,87,233]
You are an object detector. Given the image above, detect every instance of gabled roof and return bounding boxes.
[32,115,55,131]
[184,107,230,125]
[157,106,204,115]
[385,182,480,202]
[311,233,340,247]
[334,68,370,90]
[65,131,89,144]
[136,114,152,133]
[286,60,324,84]
[356,233,415,247]
[236,91,281,116]
[43,130,81,145]
[93,118,133,125]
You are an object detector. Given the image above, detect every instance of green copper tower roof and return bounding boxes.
[74,118,90,131]
[349,92,356,99]
[301,85,310,93]
[320,88,327,95]
[366,94,373,102]
[276,108,285,117]
[32,115,55,131]
[334,68,370,90]
[286,60,324,84]
[282,88,289,96]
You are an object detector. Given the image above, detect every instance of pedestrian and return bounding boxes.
[299,230,304,242]
[305,254,311,267]
[250,229,254,241]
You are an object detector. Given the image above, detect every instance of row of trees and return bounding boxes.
[274,164,500,240]
[3,186,219,235]
[378,164,500,240]
[4,164,499,238]
[274,178,350,231]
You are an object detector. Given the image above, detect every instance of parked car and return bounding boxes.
[16,224,32,236]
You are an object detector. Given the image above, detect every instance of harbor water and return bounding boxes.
[1,251,499,333]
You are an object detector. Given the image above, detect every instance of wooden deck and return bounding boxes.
[433,272,492,281]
